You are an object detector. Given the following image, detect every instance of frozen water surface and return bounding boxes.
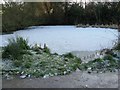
[0,26,118,54]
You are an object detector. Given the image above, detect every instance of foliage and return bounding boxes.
[114,43,120,50]
[103,54,113,60]
[2,37,30,60]
[13,60,23,67]
[63,53,75,58]
[2,2,37,32]
[2,2,120,33]
[2,37,82,77]
[43,46,51,54]
[79,55,119,72]
[2,50,82,77]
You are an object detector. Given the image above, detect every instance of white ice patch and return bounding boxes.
[0,26,118,54]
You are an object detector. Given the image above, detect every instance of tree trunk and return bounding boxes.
[64,1,68,24]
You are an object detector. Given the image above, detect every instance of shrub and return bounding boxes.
[15,37,30,50]
[52,53,58,55]
[63,53,74,58]
[14,60,23,67]
[24,62,32,68]
[32,44,41,52]
[104,49,114,56]
[43,46,51,54]
[103,55,113,61]
[93,58,103,62]
[114,43,120,51]
[2,37,30,60]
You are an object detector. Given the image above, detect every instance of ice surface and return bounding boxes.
[0,26,118,54]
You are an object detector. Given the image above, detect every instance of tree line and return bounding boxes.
[2,2,120,32]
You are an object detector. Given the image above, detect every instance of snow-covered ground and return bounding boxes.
[0,26,118,54]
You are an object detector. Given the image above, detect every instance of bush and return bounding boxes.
[14,60,23,67]
[114,43,120,51]
[103,55,113,61]
[2,37,30,60]
[43,46,51,54]
[63,53,74,58]
[93,58,103,62]
[24,62,32,68]
[21,55,33,68]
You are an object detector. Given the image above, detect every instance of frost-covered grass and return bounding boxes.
[2,37,82,78]
[2,37,119,79]
[79,50,119,73]
[2,50,81,78]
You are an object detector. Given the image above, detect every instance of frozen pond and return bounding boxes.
[0,26,118,54]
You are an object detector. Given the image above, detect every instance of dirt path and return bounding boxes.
[2,70,118,88]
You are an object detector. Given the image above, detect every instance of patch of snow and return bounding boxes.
[20,75,26,79]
